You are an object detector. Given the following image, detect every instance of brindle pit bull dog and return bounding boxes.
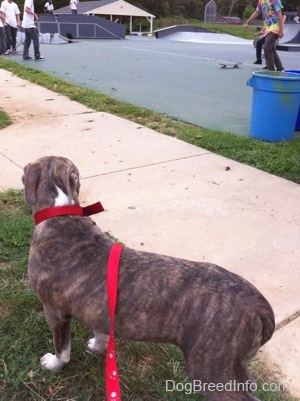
[22,156,275,401]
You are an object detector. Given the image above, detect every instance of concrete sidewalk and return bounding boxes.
[0,69,299,398]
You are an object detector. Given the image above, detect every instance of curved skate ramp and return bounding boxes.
[279,24,300,44]
[161,31,251,45]
[155,25,251,45]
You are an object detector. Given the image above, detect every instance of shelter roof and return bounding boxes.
[54,0,155,18]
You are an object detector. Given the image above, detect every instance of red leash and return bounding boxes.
[106,243,124,401]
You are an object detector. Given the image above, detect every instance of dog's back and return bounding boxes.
[29,219,275,400]
[28,214,274,345]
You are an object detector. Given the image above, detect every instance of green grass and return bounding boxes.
[198,22,259,40]
[0,109,12,129]
[0,58,299,185]
[0,190,296,401]
[154,17,259,39]
[154,16,256,40]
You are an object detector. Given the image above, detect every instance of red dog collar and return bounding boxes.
[34,202,104,225]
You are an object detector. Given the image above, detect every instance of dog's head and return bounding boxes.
[22,156,81,213]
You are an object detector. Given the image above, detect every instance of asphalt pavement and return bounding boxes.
[7,34,300,136]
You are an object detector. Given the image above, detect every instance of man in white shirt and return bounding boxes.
[44,0,53,15]
[1,0,20,54]
[69,0,77,15]
[21,0,45,60]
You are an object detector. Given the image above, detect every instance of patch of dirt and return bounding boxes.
[0,301,10,320]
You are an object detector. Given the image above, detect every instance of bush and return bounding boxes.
[243,4,256,20]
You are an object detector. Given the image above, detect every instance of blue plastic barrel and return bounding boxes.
[247,71,300,141]
[285,70,300,131]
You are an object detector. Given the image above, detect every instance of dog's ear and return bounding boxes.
[64,165,80,204]
[22,162,41,206]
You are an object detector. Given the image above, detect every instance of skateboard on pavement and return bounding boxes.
[220,62,242,69]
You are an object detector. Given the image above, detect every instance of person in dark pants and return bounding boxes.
[1,0,20,54]
[253,26,266,65]
[244,0,284,71]
[0,10,6,54]
[21,0,45,60]
[255,36,265,65]
[253,15,286,69]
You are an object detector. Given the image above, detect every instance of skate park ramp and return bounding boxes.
[278,23,300,51]
[160,31,251,44]
[38,14,126,39]
[279,23,300,43]
[155,25,251,45]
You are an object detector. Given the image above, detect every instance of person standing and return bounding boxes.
[44,0,53,15]
[294,6,300,23]
[1,0,20,54]
[69,0,77,15]
[253,25,266,65]
[49,0,54,14]
[21,0,45,60]
[0,9,6,54]
[244,0,284,71]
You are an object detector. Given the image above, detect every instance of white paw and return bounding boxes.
[87,337,108,354]
[40,353,66,372]
[87,337,96,350]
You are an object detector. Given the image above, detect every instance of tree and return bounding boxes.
[228,0,239,16]
[14,0,300,20]
[243,4,255,19]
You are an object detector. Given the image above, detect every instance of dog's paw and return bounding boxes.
[40,353,66,372]
[87,337,108,354]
